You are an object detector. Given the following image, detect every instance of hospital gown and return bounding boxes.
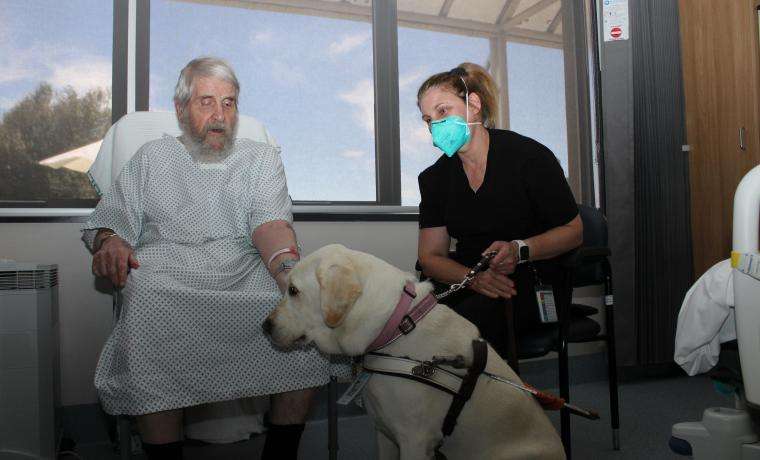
[83,135,332,415]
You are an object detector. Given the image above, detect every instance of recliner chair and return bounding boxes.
[88,111,340,460]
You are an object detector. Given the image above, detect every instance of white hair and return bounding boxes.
[173,56,240,109]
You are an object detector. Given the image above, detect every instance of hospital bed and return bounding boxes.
[670,164,760,459]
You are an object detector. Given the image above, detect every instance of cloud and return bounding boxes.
[399,66,428,92]
[250,30,273,45]
[328,32,371,57]
[401,171,421,203]
[270,60,306,87]
[340,149,367,159]
[0,96,18,112]
[0,32,111,94]
[0,42,53,85]
[48,58,111,94]
[399,109,434,159]
[339,79,374,133]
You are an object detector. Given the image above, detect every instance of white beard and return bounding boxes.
[178,114,238,163]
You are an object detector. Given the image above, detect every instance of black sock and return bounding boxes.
[141,441,183,460]
[261,423,305,460]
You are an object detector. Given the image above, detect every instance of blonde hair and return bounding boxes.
[416,62,499,128]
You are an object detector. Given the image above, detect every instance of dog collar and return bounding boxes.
[365,281,438,352]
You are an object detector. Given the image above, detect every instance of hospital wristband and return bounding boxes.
[267,246,300,269]
[274,259,297,278]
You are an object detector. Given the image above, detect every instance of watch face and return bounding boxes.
[519,245,530,261]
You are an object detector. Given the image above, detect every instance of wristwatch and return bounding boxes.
[513,240,529,264]
[275,258,298,277]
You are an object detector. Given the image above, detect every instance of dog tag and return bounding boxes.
[535,285,558,323]
[337,372,371,405]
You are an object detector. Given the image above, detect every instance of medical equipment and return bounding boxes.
[670,164,760,459]
[0,262,60,460]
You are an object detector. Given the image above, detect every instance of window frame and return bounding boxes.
[0,0,597,219]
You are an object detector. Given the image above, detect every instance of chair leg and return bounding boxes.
[605,300,620,450]
[328,377,339,460]
[118,415,131,460]
[558,336,571,460]
[504,300,519,374]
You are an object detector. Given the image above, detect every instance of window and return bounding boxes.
[396,0,575,206]
[507,41,568,175]
[397,27,490,206]
[0,0,112,207]
[0,0,594,215]
[150,0,376,202]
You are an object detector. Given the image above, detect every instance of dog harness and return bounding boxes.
[361,281,490,452]
[357,279,600,456]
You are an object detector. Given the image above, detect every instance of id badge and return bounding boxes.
[535,284,558,323]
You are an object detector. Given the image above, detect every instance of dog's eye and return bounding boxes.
[288,285,299,296]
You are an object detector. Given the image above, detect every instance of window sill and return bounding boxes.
[0,205,420,222]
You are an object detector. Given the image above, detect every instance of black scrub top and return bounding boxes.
[418,128,578,329]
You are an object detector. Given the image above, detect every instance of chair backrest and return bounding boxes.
[573,204,610,287]
[578,204,608,248]
[88,111,277,196]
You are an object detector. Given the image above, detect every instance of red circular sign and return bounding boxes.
[610,26,622,38]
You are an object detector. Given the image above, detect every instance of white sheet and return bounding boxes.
[674,259,736,376]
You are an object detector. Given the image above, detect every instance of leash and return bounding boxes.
[362,352,600,420]
[366,251,499,352]
[434,251,497,301]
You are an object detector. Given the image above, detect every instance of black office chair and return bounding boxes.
[515,204,620,459]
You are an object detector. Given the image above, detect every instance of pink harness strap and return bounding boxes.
[366,281,438,352]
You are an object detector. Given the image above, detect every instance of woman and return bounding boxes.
[416,62,583,360]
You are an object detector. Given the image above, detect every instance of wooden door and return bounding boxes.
[679,0,760,277]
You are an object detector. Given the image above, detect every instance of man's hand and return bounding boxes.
[484,240,519,275]
[92,236,139,288]
[469,268,516,299]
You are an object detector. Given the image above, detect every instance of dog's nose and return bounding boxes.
[262,318,273,335]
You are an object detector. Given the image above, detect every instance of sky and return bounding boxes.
[0,0,567,206]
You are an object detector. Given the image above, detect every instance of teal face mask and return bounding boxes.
[429,76,482,157]
[430,116,471,157]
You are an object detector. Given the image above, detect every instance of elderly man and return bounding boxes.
[82,57,329,460]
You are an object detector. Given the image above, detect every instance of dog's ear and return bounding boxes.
[316,255,362,328]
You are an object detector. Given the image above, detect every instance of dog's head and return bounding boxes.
[263,243,412,355]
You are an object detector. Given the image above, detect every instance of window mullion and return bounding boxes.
[372,0,401,205]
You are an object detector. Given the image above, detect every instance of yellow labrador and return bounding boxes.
[264,244,565,460]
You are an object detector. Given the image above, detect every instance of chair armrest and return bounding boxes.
[556,246,610,274]
[578,246,611,259]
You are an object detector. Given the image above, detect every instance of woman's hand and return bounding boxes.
[92,236,140,288]
[483,240,519,275]
[469,268,517,299]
